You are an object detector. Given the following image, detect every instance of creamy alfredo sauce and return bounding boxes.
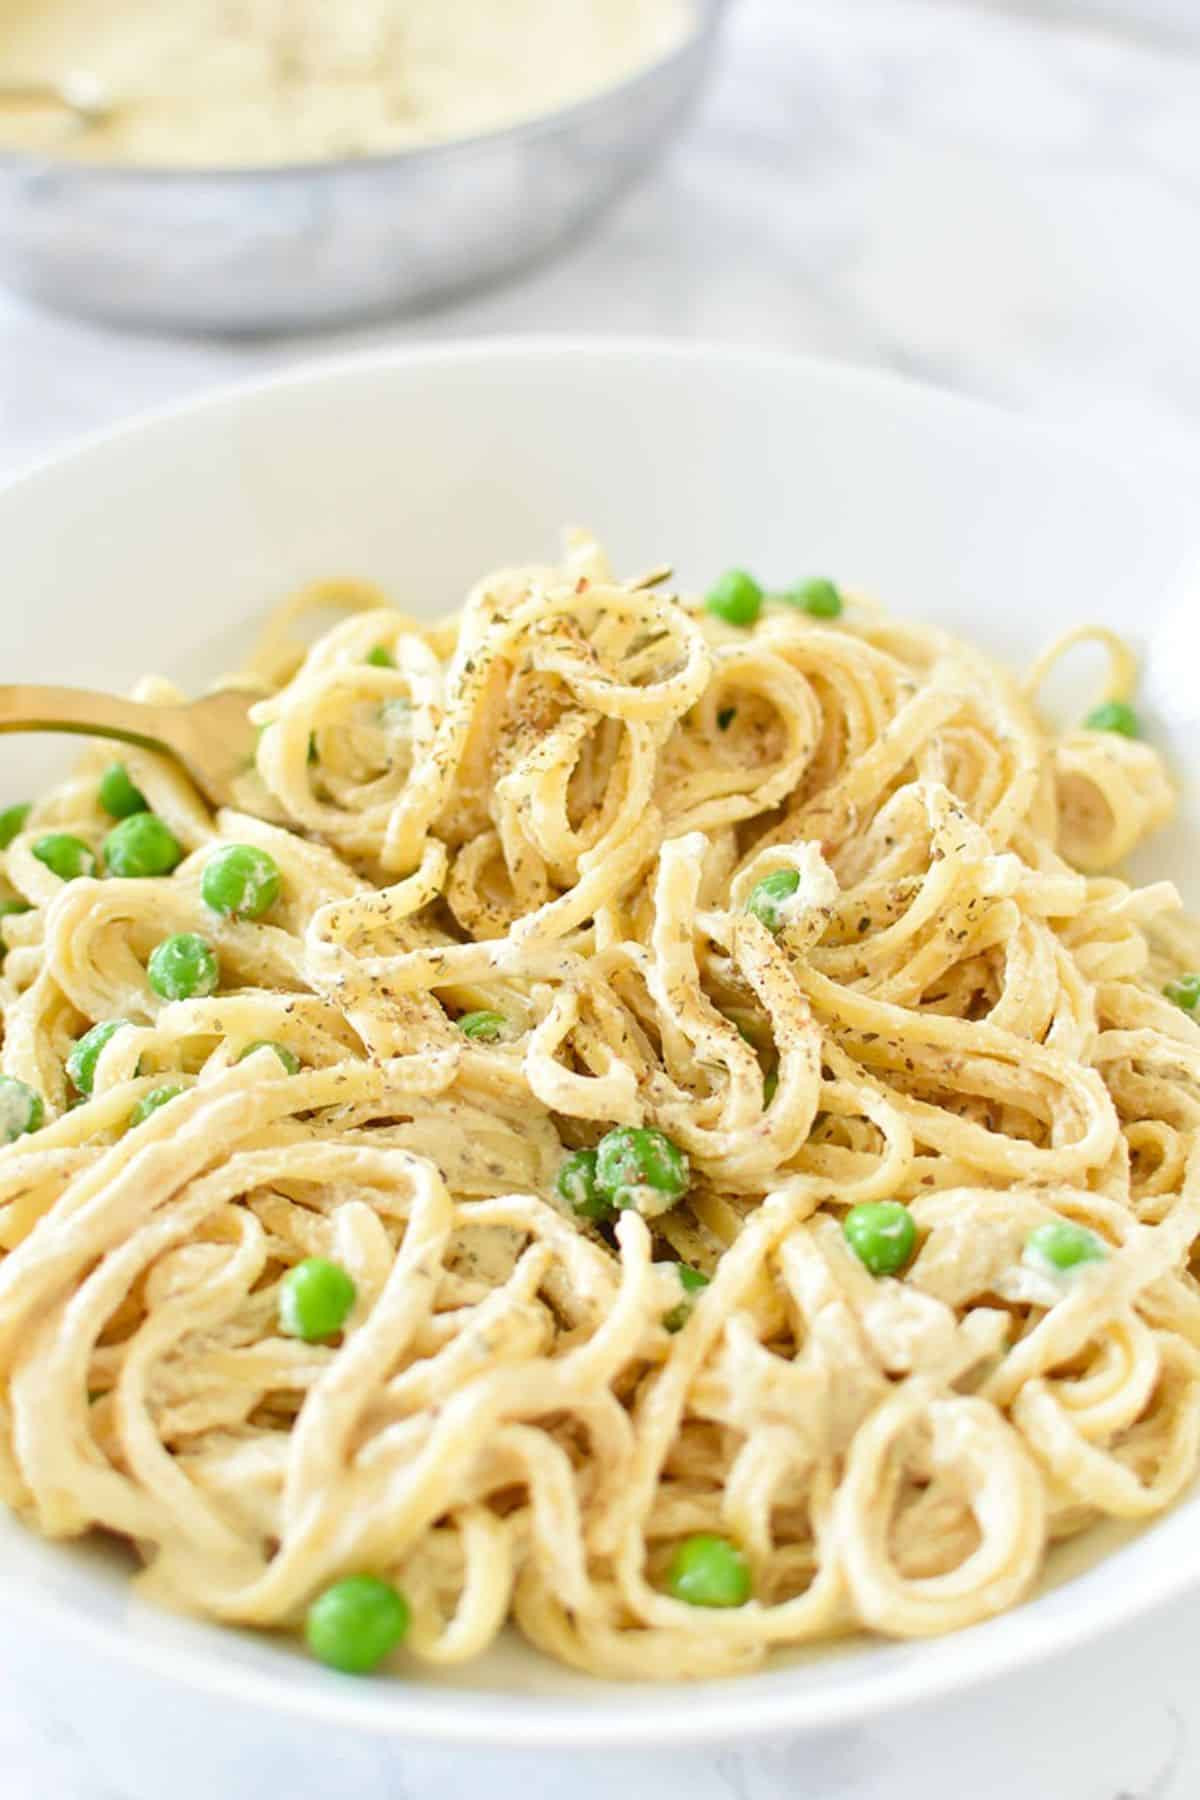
[0,0,692,165]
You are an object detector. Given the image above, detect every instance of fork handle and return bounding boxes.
[0,685,179,756]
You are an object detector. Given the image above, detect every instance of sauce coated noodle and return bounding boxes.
[0,533,1197,1681]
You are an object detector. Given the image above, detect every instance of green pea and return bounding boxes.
[1164,974,1200,1014]
[1085,700,1139,737]
[745,868,801,932]
[32,834,96,883]
[0,1074,43,1141]
[279,1257,357,1342]
[365,645,396,669]
[238,1040,301,1075]
[555,1148,611,1221]
[147,933,219,1001]
[783,578,843,618]
[595,1125,690,1215]
[1023,1219,1107,1278]
[98,763,148,819]
[664,1263,710,1333]
[201,844,282,922]
[763,1067,779,1105]
[705,569,763,628]
[305,1574,410,1675]
[0,804,30,848]
[843,1201,917,1277]
[457,1010,508,1043]
[67,1019,131,1096]
[103,813,183,879]
[129,1084,184,1128]
[666,1534,751,1609]
[716,707,737,731]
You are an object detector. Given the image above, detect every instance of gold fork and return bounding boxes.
[0,685,282,819]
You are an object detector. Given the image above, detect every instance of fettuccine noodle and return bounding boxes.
[0,533,1197,1682]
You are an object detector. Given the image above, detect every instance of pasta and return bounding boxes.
[0,532,1198,1683]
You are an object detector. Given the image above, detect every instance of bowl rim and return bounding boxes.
[0,0,728,184]
[2,335,1199,1748]
[4,332,1193,496]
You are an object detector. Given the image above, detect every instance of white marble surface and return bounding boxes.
[2,2,1200,1796]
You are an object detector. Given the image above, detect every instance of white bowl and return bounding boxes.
[1,341,1198,1753]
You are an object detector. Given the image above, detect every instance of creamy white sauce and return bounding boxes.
[624,1181,676,1220]
[0,0,692,166]
[0,1081,30,1141]
[775,842,840,928]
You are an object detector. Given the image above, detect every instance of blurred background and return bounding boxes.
[0,0,1197,474]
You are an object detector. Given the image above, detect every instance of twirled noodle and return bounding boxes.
[1,534,1199,1682]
